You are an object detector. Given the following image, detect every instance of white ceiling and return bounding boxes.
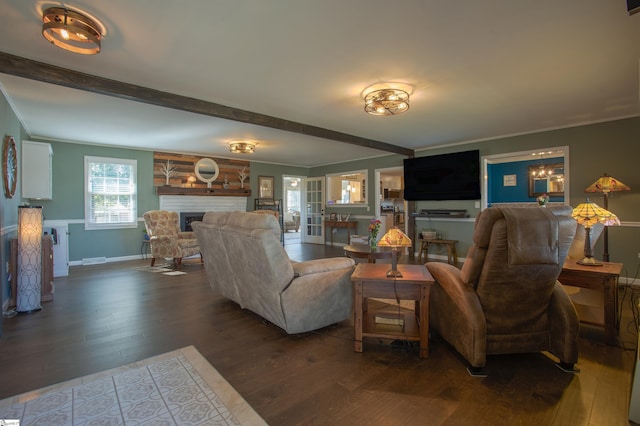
[0,1,638,167]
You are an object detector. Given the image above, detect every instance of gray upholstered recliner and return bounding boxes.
[191,210,355,334]
[426,205,578,373]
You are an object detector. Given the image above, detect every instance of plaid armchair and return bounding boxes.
[143,210,202,269]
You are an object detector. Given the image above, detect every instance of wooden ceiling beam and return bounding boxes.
[0,52,414,157]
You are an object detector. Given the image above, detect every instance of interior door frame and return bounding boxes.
[481,145,570,209]
[282,174,304,242]
[301,176,325,244]
[375,166,406,233]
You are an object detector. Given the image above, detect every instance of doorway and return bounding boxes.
[376,166,406,236]
[283,175,303,244]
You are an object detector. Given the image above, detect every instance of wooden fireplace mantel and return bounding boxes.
[155,186,251,197]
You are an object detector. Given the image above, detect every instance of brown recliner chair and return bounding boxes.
[426,205,578,374]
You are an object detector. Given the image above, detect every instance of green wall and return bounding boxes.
[29,141,157,262]
[248,162,310,210]
[0,91,24,307]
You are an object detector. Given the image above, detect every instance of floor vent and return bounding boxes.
[82,257,107,265]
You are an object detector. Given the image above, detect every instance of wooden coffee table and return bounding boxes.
[343,244,399,264]
[351,263,434,358]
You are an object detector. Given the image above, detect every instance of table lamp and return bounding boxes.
[585,173,630,262]
[377,227,412,277]
[571,199,620,266]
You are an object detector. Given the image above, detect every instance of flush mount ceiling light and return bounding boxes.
[42,7,103,55]
[364,88,410,116]
[229,141,256,154]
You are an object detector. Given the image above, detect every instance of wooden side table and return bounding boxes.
[325,220,357,247]
[343,244,399,264]
[418,238,458,265]
[351,263,434,358]
[558,259,623,346]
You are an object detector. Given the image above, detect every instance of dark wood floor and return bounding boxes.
[0,244,637,425]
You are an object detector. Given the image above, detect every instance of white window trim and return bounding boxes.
[84,156,138,230]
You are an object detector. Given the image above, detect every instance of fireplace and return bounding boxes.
[159,195,247,231]
[180,212,205,232]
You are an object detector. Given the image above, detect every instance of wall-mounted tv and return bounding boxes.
[403,150,481,201]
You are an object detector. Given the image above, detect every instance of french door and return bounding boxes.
[301,177,325,244]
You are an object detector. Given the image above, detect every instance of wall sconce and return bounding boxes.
[42,7,104,55]
[17,206,43,313]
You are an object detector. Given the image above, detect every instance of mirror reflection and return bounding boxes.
[483,147,569,207]
[195,158,219,187]
[326,170,367,205]
[528,163,564,197]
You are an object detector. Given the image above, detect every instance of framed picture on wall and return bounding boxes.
[503,174,517,187]
[259,175,274,199]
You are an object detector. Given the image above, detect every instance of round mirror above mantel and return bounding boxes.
[194,158,220,188]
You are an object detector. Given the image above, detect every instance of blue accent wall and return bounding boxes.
[488,158,564,204]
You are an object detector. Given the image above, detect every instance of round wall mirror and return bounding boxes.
[195,158,220,188]
[2,136,17,198]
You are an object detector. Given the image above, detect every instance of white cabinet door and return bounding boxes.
[22,141,53,200]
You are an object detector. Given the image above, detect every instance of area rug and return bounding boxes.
[133,263,188,276]
[0,346,265,425]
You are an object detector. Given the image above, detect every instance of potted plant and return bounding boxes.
[537,193,549,206]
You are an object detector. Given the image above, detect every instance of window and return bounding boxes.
[326,170,367,206]
[85,156,137,230]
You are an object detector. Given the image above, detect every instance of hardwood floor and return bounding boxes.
[0,245,637,425]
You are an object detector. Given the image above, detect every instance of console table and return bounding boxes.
[325,220,357,247]
[418,238,459,265]
[558,259,623,346]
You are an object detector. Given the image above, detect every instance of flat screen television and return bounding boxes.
[403,150,481,201]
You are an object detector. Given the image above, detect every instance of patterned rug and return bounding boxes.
[0,346,265,425]
[133,263,188,276]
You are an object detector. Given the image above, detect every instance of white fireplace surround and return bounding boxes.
[159,196,247,214]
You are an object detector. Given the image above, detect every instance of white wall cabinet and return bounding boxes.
[22,141,53,200]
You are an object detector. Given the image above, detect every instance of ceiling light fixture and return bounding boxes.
[364,89,410,116]
[229,141,256,154]
[42,7,103,55]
